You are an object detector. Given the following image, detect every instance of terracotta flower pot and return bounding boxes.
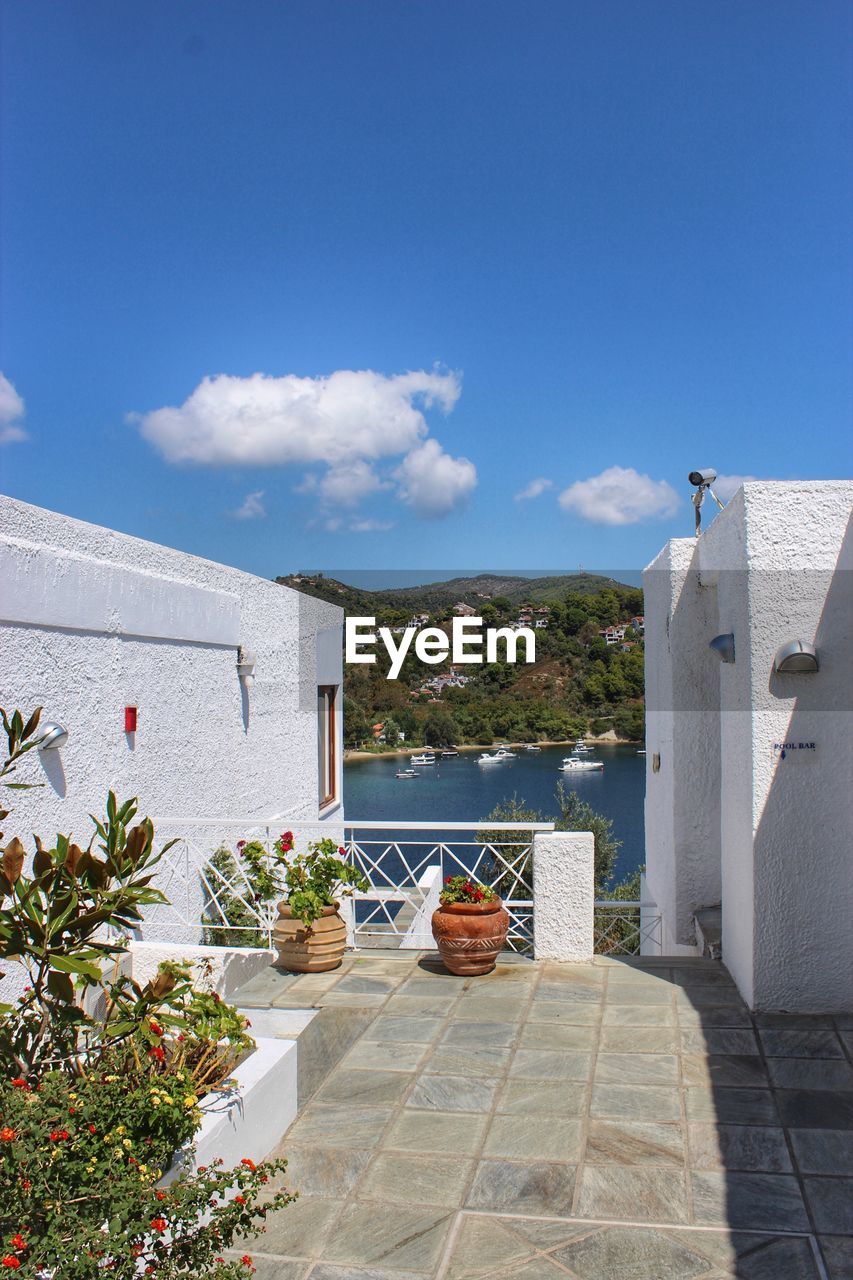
[431,898,510,976]
[272,902,347,973]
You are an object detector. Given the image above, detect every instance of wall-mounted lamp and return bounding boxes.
[237,647,257,688]
[709,633,735,664]
[38,722,69,751]
[774,640,819,674]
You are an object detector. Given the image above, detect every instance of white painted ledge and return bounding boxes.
[129,940,275,999]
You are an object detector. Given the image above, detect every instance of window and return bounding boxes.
[317,685,338,808]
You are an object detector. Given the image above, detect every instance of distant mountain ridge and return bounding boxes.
[275,571,633,614]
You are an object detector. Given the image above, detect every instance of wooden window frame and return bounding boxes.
[318,684,338,809]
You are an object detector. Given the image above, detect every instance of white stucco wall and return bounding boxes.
[645,481,853,1012]
[532,832,595,961]
[0,495,344,994]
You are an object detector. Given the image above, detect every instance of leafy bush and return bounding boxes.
[0,1069,295,1278]
[439,876,497,906]
[279,835,369,929]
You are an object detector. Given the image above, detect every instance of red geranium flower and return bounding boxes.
[155,1190,167,1201]
[241,1258,253,1269]
[234,1194,246,1205]
[88,1124,96,1134]
[149,1217,167,1234]
[19,1181,30,1193]
[10,1079,29,1092]
[0,1128,15,1142]
[1,1258,21,1270]
[149,1045,165,1062]
[8,1237,25,1251]
[240,1157,256,1171]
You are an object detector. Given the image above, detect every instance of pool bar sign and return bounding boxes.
[773,740,816,761]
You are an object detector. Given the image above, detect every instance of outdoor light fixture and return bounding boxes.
[689,468,724,536]
[38,722,69,751]
[236,647,257,686]
[774,640,819,674]
[709,633,735,664]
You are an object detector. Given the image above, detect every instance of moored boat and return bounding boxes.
[396,768,420,778]
[411,752,436,765]
[560,755,604,772]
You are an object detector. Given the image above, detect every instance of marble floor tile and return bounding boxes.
[280,1145,373,1198]
[818,1235,853,1280]
[767,1058,853,1092]
[465,1157,577,1216]
[674,1231,820,1280]
[527,1000,600,1025]
[356,1151,473,1206]
[281,1103,390,1149]
[309,1266,431,1280]
[759,1027,845,1058]
[496,1078,588,1116]
[406,1072,499,1112]
[575,1165,689,1223]
[599,1026,680,1054]
[789,1128,853,1175]
[590,1083,681,1122]
[449,997,526,1022]
[340,1039,428,1072]
[690,1170,809,1231]
[604,983,674,1005]
[426,1043,513,1077]
[227,1259,308,1280]
[680,1027,760,1055]
[362,1014,444,1044]
[319,1202,453,1271]
[315,1068,413,1107]
[508,1049,591,1080]
[602,1004,677,1026]
[595,1052,679,1086]
[804,1177,853,1233]
[259,1195,345,1258]
[552,1225,710,1279]
[687,1123,792,1173]
[442,1213,537,1280]
[681,1053,770,1089]
[382,994,456,1018]
[482,1112,583,1161]
[585,1119,685,1166]
[518,1020,597,1050]
[775,1089,853,1130]
[684,1087,779,1126]
[384,1108,488,1155]
[441,1019,519,1048]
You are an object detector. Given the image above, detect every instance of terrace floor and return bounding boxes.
[230,951,853,1280]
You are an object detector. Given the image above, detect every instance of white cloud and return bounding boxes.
[712,474,757,503]
[349,517,394,533]
[393,438,477,518]
[558,466,680,526]
[231,490,266,520]
[317,460,384,508]
[515,477,553,502]
[0,373,26,445]
[133,367,473,520]
[133,368,461,467]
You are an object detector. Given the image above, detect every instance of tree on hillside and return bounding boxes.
[423,706,460,746]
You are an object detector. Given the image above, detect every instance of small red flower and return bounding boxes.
[155,1190,167,1201]
[131,1245,144,1258]
[10,1079,29,1092]
[149,1217,167,1234]
[8,1237,25,1251]
[197,1166,208,1173]
[148,1045,165,1062]
[19,1181,31,1192]
[241,1258,253,1269]
[240,1157,256,1171]
[338,846,346,856]
[49,1130,61,1143]
[148,1020,163,1037]
[234,1194,246,1205]
[236,840,246,850]
[0,1128,15,1142]
[68,1106,76,1114]
[88,1124,96,1134]
[1,1258,21,1270]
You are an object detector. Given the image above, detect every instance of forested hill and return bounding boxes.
[275,573,646,748]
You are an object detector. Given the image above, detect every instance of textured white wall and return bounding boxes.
[0,496,344,996]
[645,481,853,1012]
[532,832,595,961]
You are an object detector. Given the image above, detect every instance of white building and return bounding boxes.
[644,481,852,1013]
[0,495,345,848]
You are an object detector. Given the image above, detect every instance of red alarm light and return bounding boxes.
[124,706,138,733]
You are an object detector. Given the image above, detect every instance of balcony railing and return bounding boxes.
[140,818,660,957]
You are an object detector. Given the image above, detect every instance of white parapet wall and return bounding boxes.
[532,832,594,962]
[645,480,853,1012]
[129,941,275,1000]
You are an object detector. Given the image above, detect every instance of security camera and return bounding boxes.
[688,469,717,487]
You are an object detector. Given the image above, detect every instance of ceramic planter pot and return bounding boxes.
[431,898,510,975]
[272,902,347,972]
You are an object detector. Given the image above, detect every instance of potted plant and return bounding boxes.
[431,875,510,975]
[272,834,368,972]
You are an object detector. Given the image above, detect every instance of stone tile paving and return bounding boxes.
[230,951,853,1279]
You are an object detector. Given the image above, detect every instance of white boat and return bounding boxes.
[525,744,542,752]
[477,752,504,765]
[573,740,593,754]
[494,747,516,759]
[411,752,436,765]
[441,748,460,758]
[395,768,419,778]
[637,749,646,755]
[560,756,604,772]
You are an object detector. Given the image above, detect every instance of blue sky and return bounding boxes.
[1,0,851,578]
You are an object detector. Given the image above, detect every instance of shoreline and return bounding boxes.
[344,735,640,763]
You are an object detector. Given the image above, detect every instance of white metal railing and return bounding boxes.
[340,821,554,951]
[593,900,662,956]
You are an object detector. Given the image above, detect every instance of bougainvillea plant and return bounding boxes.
[439,875,498,906]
